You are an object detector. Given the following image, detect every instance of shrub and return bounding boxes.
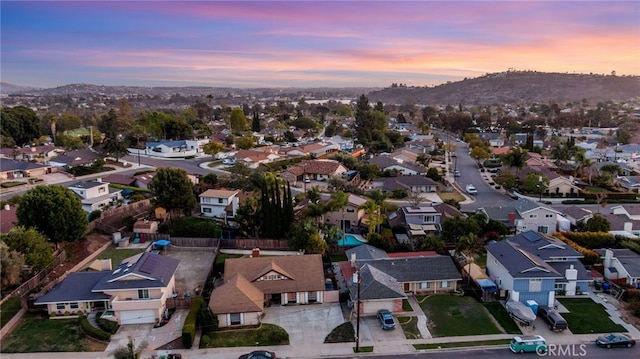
[554,232,601,265]
[562,232,617,249]
[64,311,71,316]
[79,314,111,341]
[495,185,502,190]
[49,312,57,317]
[182,297,204,349]
[97,315,120,334]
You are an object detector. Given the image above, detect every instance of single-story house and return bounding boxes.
[35,252,179,325]
[373,175,438,194]
[369,156,426,176]
[208,252,326,327]
[596,249,640,287]
[0,158,53,180]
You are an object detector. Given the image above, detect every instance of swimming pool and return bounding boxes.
[338,234,365,247]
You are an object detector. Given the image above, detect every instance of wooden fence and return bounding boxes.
[221,238,291,250]
[170,237,220,248]
[0,249,66,306]
[166,296,194,310]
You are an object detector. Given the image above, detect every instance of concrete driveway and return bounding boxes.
[358,315,407,344]
[163,248,216,296]
[261,303,345,345]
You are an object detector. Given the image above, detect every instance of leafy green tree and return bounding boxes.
[501,147,527,174]
[251,111,261,132]
[440,215,480,244]
[0,240,25,287]
[55,113,82,133]
[327,191,349,232]
[0,106,41,146]
[360,199,384,235]
[470,146,490,165]
[585,214,611,232]
[202,142,225,156]
[418,234,446,254]
[494,171,518,190]
[323,225,343,252]
[455,233,484,285]
[234,136,255,149]
[307,231,328,255]
[151,167,197,215]
[102,137,128,162]
[235,195,262,238]
[616,129,631,145]
[1,226,54,271]
[426,167,442,182]
[522,173,549,194]
[112,336,148,359]
[229,107,247,131]
[17,185,88,246]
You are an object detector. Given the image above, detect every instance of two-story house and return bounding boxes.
[323,194,367,233]
[487,231,591,307]
[199,189,240,223]
[387,205,442,238]
[67,179,122,212]
[514,198,562,234]
[35,252,179,325]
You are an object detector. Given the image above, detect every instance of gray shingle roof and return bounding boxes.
[548,261,592,282]
[0,158,51,172]
[345,244,389,261]
[487,240,563,279]
[509,231,583,260]
[357,256,461,282]
[93,252,179,291]
[348,264,406,301]
[35,271,112,304]
[514,198,559,215]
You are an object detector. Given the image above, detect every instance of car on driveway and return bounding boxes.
[238,350,277,359]
[596,333,636,348]
[377,309,396,330]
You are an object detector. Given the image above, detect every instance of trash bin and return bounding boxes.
[602,281,610,293]
[594,280,602,290]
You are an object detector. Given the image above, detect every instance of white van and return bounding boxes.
[465,184,478,195]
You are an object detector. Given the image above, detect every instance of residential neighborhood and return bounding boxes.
[1,75,640,359]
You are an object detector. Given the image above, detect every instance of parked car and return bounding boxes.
[238,350,277,359]
[376,309,396,330]
[509,335,547,354]
[465,184,478,195]
[304,177,311,183]
[537,306,568,332]
[222,158,237,165]
[454,170,461,177]
[596,333,636,348]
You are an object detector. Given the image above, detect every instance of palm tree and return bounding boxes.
[328,191,349,233]
[455,233,484,286]
[360,199,384,235]
[501,146,528,175]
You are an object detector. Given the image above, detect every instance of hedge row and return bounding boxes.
[182,297,204,349]
[582,192,638,200]
[561,232,617,249]
[97,315,120,334]
[79,315,111,341]
[554,232,601,265]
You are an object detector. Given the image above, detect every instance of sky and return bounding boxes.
[1,1,639,88]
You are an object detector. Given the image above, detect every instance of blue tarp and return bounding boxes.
[153,239,171,247]
[476,278,497,292]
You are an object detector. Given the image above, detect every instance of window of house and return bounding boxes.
[218,198,224,204]
[98,187,106,193]
[346,208,355,213]
[230,313,241,325]
[529,214,538,218]
[424,215,435,223]
[420,282,430,289]
[138,289,150,299]
[70,302,79,309]
[545,214,554,218]
[441,281,449,288]
[537,226,549,233]
[203,207,212,213]
[529,278,542,292]
[56,303,65,310]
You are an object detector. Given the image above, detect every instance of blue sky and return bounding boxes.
[1,1,639,88]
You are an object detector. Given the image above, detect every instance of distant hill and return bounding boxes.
[368,71,640,105]
[0,82,40,95]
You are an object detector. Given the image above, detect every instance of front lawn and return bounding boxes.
[436,191,465,203]
[414,339,511,350]
[483,302,522,334]
[402,299,412,312]
[558,298,626,334]
[398,316,421,339]
[0,297,22,328]
[201,323,289,348]
[85,246,144,269]
[418,295,502,337]
[0,313,107,353]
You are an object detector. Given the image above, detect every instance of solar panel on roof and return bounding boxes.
[522,231,541,242]
[139,255,159,274]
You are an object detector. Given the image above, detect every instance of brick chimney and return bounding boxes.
[252,248,260,258]
[508,213,516,225]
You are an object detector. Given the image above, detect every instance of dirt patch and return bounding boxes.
[46,234,111,281]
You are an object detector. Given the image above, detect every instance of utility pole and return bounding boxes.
[539,175,543,201]
[355,267,362,353]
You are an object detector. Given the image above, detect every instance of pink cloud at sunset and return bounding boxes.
[1,1,638,88]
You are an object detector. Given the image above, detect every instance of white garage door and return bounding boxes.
[364,300,395,315]
[120,310,156,325]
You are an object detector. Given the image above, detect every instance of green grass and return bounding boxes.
[0,313,106,353]
[0,297,22,328]
[216,253,243,264]
[475,255,487,268]
[324,322,354,343]
[207,160,222,168]
[330,254,348,263]
[483,302,522,334]
[418,295,502,337]
[414,339,511,350]
[87,246,144,269]
[354,346,373,353]
[558,298,626,334]
[402,299,413,312]
[202,323,289,347]
[436,191,465,202]
[399,316,421,339]
[585,187,608,193]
